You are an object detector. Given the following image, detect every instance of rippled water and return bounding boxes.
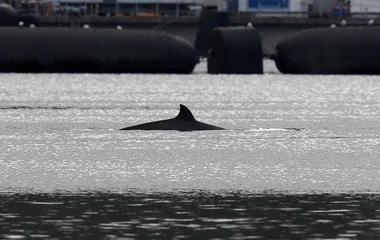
[2,192,380,239]
[1,61,380,238]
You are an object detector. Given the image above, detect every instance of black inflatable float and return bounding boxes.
[275,26,380,75]
[194,7,229,58]
[207,26,263,74]
[0,27,198,74]
[0,2,18,26]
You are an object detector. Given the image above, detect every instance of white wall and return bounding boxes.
[351,0,380,13]
[289,0,308,12]
[238,0,246,11]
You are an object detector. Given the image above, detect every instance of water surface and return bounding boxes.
[1,61,380,238]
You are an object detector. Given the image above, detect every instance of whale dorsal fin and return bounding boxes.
[175,104,196,121]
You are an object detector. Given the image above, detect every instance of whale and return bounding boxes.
[120,104,225,131]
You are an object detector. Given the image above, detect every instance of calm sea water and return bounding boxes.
[1,61,380,239]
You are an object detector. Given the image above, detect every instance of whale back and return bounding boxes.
[120,104,224,131]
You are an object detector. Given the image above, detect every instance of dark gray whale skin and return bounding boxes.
[120,104,225,131]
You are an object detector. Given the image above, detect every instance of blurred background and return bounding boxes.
[4,0,379,23]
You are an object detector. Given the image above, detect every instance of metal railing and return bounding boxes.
[16,0,203,18]
[15,0,380,21]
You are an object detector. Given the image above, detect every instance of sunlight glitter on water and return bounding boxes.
[1,61,380,193]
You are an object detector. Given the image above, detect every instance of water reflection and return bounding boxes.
[1,191,380,239]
